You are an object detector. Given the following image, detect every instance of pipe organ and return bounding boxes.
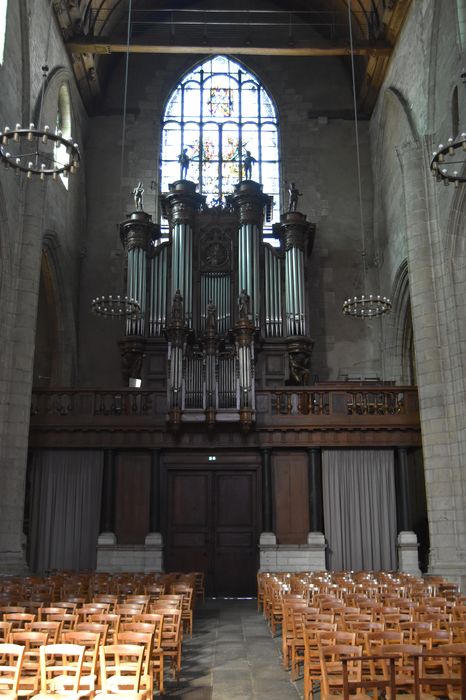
[118,179,315,429]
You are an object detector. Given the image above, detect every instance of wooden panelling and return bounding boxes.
[114,451,151,544]
[273,451,309,544]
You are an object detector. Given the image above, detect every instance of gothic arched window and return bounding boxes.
[161,55,280,224]
[55,83,72,188]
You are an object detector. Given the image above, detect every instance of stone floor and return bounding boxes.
[164,598,305,699]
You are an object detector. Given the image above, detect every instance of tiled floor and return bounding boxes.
[165,598,304,699]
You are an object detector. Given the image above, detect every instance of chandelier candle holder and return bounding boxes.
[342,294,392,318]
[430,135,466,187]
[91,295,142,319]
[0,123,80,180]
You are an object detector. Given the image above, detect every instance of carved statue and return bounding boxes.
[288,351,310,385]
[288,181,302,212]
[171,289,184,322]
[243,150,256,180]
[178,148,190,179]
[238,289,250,319]
[132,181,144,210]
[206,300,217,330]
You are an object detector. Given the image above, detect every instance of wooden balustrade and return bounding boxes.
[29,384,421,448]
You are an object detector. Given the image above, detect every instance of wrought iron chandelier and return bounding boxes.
[91,295,142,319]
[341,0,391,319]
[0,0,81,181]
[89,0,141,321]
[431,134,466,187]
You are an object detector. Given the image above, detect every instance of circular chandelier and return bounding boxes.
[91,295,142,319]
[0,122,80,180]
[342,294,392,318]
[340,0,391,319]
[431,135,466,187]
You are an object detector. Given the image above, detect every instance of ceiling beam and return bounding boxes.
[65,40,392,58]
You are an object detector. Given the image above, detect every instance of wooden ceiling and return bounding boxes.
[53,0,412,114]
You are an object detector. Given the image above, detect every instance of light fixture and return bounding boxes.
[0,115,80,180]
[430,134,466,187]
[0,0,81,182]
[91,295,142,319]
[341,0,391,319]
[89,0,142,320]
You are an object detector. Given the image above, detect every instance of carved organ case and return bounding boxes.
[119,179,315,430]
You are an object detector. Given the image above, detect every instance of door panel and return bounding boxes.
[164,467,258,595]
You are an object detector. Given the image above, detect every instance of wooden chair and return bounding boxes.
[25,623,61,645]
[9,631,48,697]
[119,622,164,695]
[303,622,337,700]
[158,609,182,682]
[0,624,11,644]
[115,632,152,700]
[31,643,85,700]
[89,617,120,645]
[318,643,370,700]
[97,644,144,700]
[60,632,100,698]
[170,587,194,637]
[0,643,25,700]
[46,616,78,633]
[76,624,108,646]
[3,616,36,633]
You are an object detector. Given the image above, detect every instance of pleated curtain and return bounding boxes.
[322,449,397,571]
[28,450,103,573]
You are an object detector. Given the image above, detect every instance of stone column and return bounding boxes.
[161,180,205,328]
[457,0,466,49]
[229,180,272,328]
[0,177,45,573]
[397,139,466,587]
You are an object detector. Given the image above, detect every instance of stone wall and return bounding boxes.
[0,0,87,571]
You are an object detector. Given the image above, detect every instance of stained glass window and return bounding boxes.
[161,55,280,226]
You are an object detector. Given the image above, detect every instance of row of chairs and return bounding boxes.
[0,572,205,606]
[0,572,205,696]
[257,570,466,699]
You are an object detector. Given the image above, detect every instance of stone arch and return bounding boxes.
[389,260,415,385]
[34,232,77,386]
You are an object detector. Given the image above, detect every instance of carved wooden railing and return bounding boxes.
[31,384,419,426]
[256,384,419,428]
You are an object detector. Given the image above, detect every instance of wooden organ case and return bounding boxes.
[118,178,315,431]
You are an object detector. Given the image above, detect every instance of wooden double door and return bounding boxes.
[163,465,259,596]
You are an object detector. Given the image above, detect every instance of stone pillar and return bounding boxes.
[229,180,272,327]
[161,180,205,328]
[397,139,466,587]
[261,448,273,532]
[308,448,324,533]
[397,531,421,577]
[0,178,46,573]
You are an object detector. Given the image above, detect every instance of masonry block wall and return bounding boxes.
[0,0,87,571]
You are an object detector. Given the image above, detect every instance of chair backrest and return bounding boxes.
[39,643,85,693]
[47,613,78,631]
[0,643,25,693]
[76,622,109,645]
[25,620,62,643]
[0,622,11,643]
[4,613,36,630]
[99,643,145,693]
[319,643,363,698]
[116,631,153,676]
[61,631,100,676]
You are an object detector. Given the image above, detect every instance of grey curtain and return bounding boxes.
[28,450,104,573]
[322,449,396,571]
